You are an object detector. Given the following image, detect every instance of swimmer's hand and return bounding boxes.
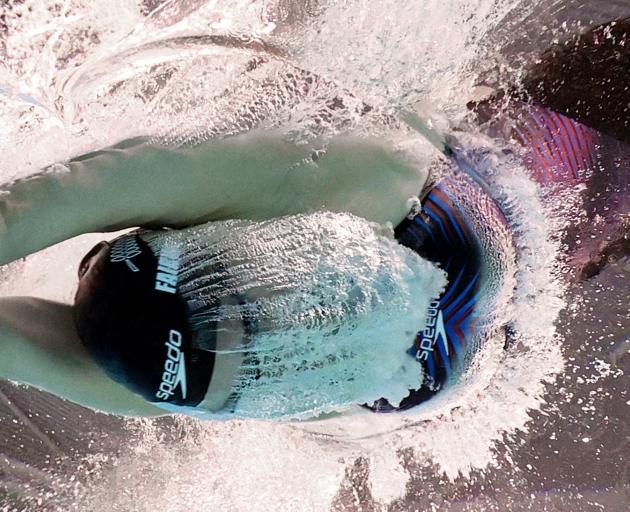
[0,132,428,265]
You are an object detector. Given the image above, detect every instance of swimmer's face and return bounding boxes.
[78,241,109,280]
[76,241,111,308]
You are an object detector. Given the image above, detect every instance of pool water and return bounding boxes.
[0,1,628,511]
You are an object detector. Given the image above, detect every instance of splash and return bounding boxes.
[144,212,446,419]
[0,0,580,510]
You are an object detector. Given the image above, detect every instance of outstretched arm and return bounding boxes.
[0,132,430,265]
[0,297,165,416]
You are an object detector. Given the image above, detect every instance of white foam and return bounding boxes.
[149,213,447,418]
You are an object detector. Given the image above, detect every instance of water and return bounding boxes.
[0,1,628,511]
[141,213,447,418]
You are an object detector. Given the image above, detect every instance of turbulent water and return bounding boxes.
[0,1,628,511]
[143,213,447,418]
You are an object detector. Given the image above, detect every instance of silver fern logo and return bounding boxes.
[110,236,142,272]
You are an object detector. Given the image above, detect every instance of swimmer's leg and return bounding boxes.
[0,132,429,265]
[0,297,165,416]
[523,19,630,144]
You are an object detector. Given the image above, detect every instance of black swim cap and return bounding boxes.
[74,233,215,407]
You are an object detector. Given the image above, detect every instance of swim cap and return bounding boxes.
[74,233,216,407]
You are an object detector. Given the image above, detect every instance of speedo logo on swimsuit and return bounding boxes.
[154,245,181,294]
[416,299,449,361]
[110,237,142,272]
[155,329,188,401]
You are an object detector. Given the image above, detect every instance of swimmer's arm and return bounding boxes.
[0,133,428,265]
[0,297,167,417]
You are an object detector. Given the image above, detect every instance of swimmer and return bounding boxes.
[0,131,438,418]
[0,18,627,419]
